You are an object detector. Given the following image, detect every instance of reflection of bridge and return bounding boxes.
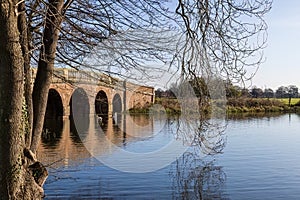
[31,68,155,119]
[38,115,155,168]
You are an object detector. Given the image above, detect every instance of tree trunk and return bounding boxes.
[31,0,65,153]
[0,1,50,199]
[18,1,33,148]
[0,0,25,198]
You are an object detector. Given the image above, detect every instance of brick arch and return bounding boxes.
[95,90,109,116]
[68,87,90,138]
[95,86,113,115]
[69,87,90,117]
[49,83,74,117]
[45,88,64,119]
[112,93,122,114]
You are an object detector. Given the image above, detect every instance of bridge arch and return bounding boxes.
[43,88,63,146]
[112,93,122,124]
[69,87,90,117]
[45,89,64,119]
[69,87,90,138]
[112,93,122,114]
[95,90,109,116]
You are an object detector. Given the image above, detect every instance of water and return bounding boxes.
[218,114,300,200]
[38,113,300,199]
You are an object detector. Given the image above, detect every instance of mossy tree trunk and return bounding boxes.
[0,0,64,199]
[0,0,25,198]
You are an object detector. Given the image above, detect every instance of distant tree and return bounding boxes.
[288,85,298,98]
[264,88,274,98]
[286,85,298,106]
[241,88,251,97]
[225,82,241,98]
[155,88,164,98]
[251,87,264,98]
[275,86,289,98]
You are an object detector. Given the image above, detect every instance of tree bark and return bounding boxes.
[0,1,53,199]
[0,0,25,198]
[18,1,33,148]
[31,0,64,153]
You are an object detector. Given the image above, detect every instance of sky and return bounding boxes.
[252,1,300,90]
[153,1,300,90]
[87,1,300,91]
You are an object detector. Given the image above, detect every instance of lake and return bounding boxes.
[38,113,300,199]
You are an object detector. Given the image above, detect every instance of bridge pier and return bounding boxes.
[108,103,113,117]
[63,105,71,119]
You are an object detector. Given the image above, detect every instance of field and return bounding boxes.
[274,98,300,106]
[151,97,300,114]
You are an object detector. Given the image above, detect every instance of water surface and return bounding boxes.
[38,113,300,199]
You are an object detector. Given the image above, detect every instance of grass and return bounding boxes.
[128,97,300,115]
[226,98,286,113]
[274,98,300,106]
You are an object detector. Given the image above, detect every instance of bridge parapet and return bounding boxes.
[31,68,154,96]
[31,68,116,86]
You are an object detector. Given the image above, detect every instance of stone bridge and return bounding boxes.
[32,68,155,119]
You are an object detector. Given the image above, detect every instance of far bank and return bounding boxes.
[129,97,300,114]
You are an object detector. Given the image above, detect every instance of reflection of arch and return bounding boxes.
[69,116,84,144]
[42,119,63,147]
[112,93,122,125]
[112,93,122,114]
[70,88,90,117]
[69,88,90,139]
[45,89,63,119]
[95,90,108,116]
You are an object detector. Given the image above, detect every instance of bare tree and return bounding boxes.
[174,0,271,82]
[0,0,272,199]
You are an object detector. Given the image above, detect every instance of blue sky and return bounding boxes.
[252,1,300,90]
[117,1,300,91]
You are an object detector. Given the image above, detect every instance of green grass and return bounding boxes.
[271,98,300,106]
[153,97,300,115]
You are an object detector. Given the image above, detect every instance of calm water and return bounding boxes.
[38,113,300,199]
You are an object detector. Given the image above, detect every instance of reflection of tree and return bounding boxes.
[174,116,227,156]
[167,104,227,198]
[170,82,227,199]
[171,150,226,200]
[196,120,227,155]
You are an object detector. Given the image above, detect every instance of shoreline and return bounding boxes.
[128,97,300,115]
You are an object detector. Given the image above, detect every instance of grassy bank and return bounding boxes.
[128,97,300,114]
[129,98,181,114]
[153,98,181,113]
[227,98,286,113]
[271,98,300,106]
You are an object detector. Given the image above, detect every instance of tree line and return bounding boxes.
[155,81,299,99]
[226,84,299,99]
